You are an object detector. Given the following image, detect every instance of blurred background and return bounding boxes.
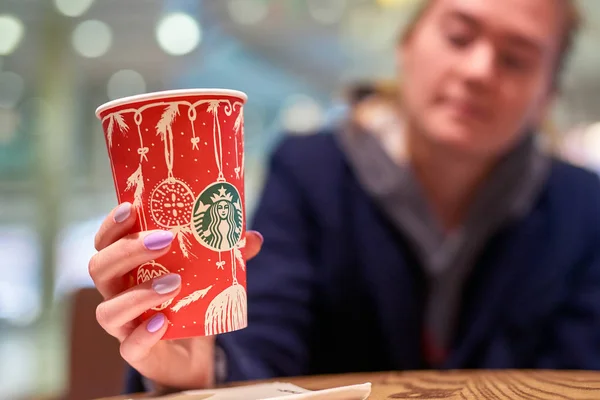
[0,0,599,399]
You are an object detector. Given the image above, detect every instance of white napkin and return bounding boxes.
[152,382,372,400]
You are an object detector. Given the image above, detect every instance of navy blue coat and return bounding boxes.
[126,132,600,392]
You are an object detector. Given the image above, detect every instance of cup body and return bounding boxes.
[96,89,248,339]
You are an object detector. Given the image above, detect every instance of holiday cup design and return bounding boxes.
[137,261,173,311]
[192,182,243,251]
[96,89,247,340]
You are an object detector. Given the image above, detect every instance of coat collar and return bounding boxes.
[335,117,551,361]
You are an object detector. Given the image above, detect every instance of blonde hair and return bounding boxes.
[400,0,582,89]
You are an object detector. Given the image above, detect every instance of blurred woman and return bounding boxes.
[89,0,600,393]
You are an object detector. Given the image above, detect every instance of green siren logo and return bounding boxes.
[192,182,243,251]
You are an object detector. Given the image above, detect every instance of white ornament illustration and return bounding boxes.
[205,249,247,335]
[137,261,174,311]
[150,179,195,228]
[150,104,197,258]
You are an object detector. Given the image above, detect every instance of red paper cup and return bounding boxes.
[96,89,248,340]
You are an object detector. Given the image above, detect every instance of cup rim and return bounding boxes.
[95,88,248,118]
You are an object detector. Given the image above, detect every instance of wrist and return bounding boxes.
[214,344,228,384]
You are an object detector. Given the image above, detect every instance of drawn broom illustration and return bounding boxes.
[205,244,247,335]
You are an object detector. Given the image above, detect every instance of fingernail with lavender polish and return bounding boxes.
[152,274,181,294]
[143,231,174,251]
[146,313,165,333]
[113,203,131,223]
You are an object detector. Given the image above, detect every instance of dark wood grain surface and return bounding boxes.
[99,370,600,399]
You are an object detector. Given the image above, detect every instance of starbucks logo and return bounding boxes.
[192,182,243,251]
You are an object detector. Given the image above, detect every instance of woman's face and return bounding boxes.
[399,0,564,159]
[217,201,229,219]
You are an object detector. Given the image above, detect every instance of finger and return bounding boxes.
[95,202,137,251]
[89,230,175,298]
[96,273,181,340]
[119,313,169,365]
[245,230,263,260]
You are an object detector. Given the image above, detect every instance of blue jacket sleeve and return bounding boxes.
[123,366,146,394]
[216,139,317,381]
[535,245,600,369]
[534,171,600,370]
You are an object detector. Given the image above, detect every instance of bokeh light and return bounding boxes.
[156,13,202,56]
[72,20,112,58]
[0,15,25,56]
[107,69,147,101]
[53,0,95,17]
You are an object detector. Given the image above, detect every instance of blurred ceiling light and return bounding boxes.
[0,15,25,56]
[307,0,347,24]
[72,20,112,58]
[280,94,324,134]
[0,71,24,108]
[156,13,201,56]
[54,0,95,17]
[227,0,268,25]
[107,69,147,101]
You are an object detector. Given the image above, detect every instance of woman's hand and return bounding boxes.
[89,202,263,389]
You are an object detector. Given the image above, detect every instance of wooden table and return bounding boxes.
[100,370,600,399]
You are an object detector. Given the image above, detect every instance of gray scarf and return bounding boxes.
[335,120,550,359]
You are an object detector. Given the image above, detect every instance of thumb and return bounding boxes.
[245,230,263,260]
